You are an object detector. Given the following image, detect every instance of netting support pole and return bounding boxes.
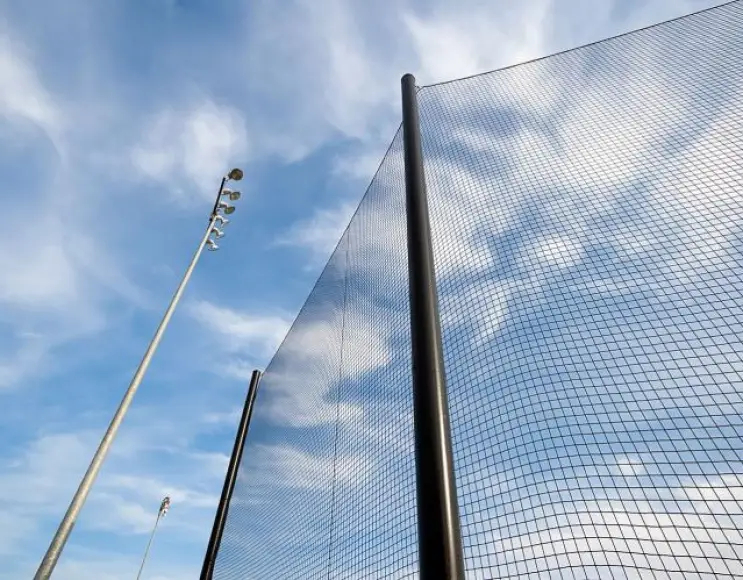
[200,369,262,580]
[401,73,465,580]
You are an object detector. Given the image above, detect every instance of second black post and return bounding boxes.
[200,369,262,580]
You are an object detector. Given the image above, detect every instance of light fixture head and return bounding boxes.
[227,168,244,181]
[214,215,229,226]
[221,188,241,201]
[211,226,225,239]
[217,201,236,215]
[206,239,219,251]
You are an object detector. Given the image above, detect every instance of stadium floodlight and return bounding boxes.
[135,497,171,580]
[227,168,244,181]
[218,201,236,215]
[222,188,241,201]
[33,168,245,580]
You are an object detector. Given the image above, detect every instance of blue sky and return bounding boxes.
[0,0,733,579]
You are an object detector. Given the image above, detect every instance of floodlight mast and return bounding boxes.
[33,169,244,580]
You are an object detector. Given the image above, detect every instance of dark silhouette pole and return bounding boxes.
[200,369,262,580]
[401,73,465,580]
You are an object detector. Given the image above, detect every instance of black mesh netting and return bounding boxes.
[213,2,743,578]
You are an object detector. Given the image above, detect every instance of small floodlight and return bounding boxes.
[206,238,219,251]
[211,227,225,239]
[222,188,241,201]
[218,201,236,215]
[214,215,229,226]
[227,168,244,181]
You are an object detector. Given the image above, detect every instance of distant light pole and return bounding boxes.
[135,496,171,580]
[34,169,245,580]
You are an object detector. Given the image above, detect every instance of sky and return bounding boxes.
[0,0,736,579]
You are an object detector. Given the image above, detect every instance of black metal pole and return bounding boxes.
[200,369,262,580]
[401,73,465,580]
[210,177,228,220]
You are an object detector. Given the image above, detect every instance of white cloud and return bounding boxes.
[0,30,61,142]
[188,299,291,360]
[0,209,144,388]
[479,470,743,578]
[201,407,242,426]
[276,202,357,266]
[0,431,96,554]
[0,241,77,307]
[0,36,106,389]
[342,142,409,287]
[410,3,741,356]
[332,146,389,182]
[424,160,502,278]
[86,472,220,535]
[240,0,400,162]
[0,22,158,393]
[0,337,46,390]
[422,25,699,244]
[246,443,373,492]
[448,280,514,344]
[222,404,416,577]
[237,0,609,167]
[267,0,550,267]
[404,0,550,83]
[262,300,392,427]
[521,235,583,272]
[271,0,722,271]
[131,99,248,202]
[613,457,646,478]
[0,213,90,314]
[1,432,93,503]
[0,420,237,580]
[648,95,743,287]
[231,0,714,179]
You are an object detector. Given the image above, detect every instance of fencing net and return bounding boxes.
[212,2,743,578]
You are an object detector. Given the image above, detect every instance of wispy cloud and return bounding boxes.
[188,300,291,359]
[0,419,232,577]
[0,431,95,554]
[0,29,61,142]
[187,300,293,380]
[275,201,357,266]
[131,99,249,202]
[404,0,550,82]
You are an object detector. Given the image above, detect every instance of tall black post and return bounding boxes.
[401,73,465,580]
[200,369,262,580]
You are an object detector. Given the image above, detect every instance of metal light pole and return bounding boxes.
[135,496,171,580]
[34,169,245,580]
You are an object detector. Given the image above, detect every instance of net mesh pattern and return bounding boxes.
[213,131,418,580]
[213,2,743,578]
